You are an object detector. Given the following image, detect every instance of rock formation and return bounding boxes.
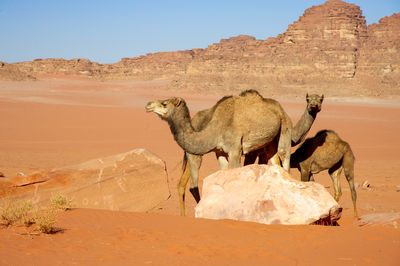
[0,149,170,212]
[357,212,400,227]
[3,0,399,96]
[195,164,342,225]
[356,13,400,95]
[0,61,36,81]
[13,58,104,79]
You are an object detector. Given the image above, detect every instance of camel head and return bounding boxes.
[306,93,324,114]
[146,97,189,121]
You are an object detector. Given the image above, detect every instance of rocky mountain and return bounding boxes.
[0,61,36,81]
[1,0,399,96]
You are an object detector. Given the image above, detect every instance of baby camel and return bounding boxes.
[291,130,358,217]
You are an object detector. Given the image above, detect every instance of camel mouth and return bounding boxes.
[309,105,321,112]
[145,102,168,116]
[145,104,154,112]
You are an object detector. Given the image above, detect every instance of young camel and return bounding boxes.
[179,93,324,216]
[290,130,358,217]
[146,90,293,208]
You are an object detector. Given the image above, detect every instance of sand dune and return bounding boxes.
[0,78,399,265]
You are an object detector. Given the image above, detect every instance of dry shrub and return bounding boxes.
[0,194,71,234]
[50,193,74,211]
[0,200,34,226]
[34,208,57,234]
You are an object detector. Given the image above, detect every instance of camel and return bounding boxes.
[146,90,293,210]
[245,93,324,165]
[290,130,358,217]
[178,92,323,216]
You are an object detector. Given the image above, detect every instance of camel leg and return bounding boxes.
[178,160,191,216]
[300,167,311,182]
[277,128,291,173]
[329,166,343,202]
[216,151,229,169]
[343,158,357,217]
[269,154,281,166]
[263,139,279,165]
[188,154,202,204]
[228,142,242,168]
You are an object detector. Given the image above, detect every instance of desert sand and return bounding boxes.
[0,77,399,265]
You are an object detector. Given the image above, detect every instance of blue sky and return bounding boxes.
[0,0,398,64]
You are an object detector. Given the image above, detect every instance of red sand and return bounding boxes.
[0,78,399,265]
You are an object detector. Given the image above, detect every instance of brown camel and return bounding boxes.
[146,91,293,210]
[290,130,358,217]
[245,93,324,165]
[179,93,323,216]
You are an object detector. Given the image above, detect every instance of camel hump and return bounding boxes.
[215,95,234,107]
[316,130,355,159]
[314,129,334,138]
[239,89,263,98]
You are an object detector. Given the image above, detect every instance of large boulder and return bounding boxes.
[0,149,170,212]
[195,165,342,225]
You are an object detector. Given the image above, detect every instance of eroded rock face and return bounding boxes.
[0,61,36,81]
[357,13,400,93]
[195,165,342,225]
[0,149,170,212]
[173,0,372,93]
[3,1,399,96]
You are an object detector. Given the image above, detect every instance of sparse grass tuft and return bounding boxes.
[50,193,74,211]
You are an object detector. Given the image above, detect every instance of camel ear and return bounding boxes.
[321,94,324,102]
[172,97,182,107]
[306,93,309,101]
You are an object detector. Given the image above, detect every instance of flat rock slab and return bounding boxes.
[0,149,170,212]
[195,165,342,225]
[357,212,400,227]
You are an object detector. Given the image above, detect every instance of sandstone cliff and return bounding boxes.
[356,13,400,95]
[2,0,399,96]
[172,0,399,96]
[0,61,36,81]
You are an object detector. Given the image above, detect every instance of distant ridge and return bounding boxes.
[1,0,399,97]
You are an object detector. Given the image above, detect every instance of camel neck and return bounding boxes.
[167,106,218,155]
[291,109,316,146]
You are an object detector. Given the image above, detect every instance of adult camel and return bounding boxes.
[146,89,292,177]
[178,93,324,215]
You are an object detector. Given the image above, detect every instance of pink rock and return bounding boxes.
[357,212,400,227]
[1,149,170,212]
[195,165,342,225]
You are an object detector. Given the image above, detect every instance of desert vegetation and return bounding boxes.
[0,193,73,234]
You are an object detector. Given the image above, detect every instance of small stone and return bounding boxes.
[362,180,370,189]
